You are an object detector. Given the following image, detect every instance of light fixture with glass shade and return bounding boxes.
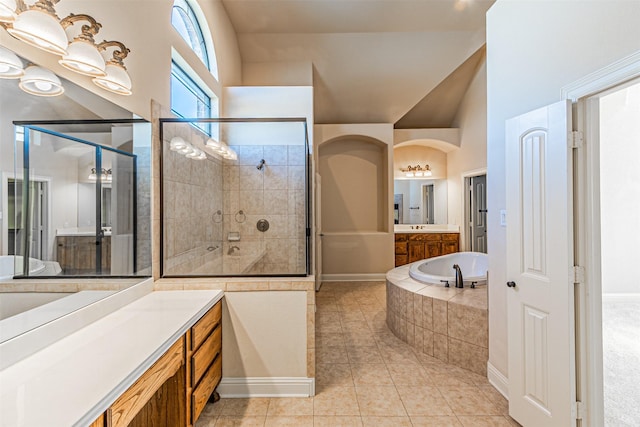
[92,40,132,95]
[206,137,237,160]
[0,0,17,23]
[6,0,69,56]
[88,168,112,182]
[400,164,432,178]
[19,64,64,96]
[58,14,106,77]
[0,45,24,78]
[170,137,207,160]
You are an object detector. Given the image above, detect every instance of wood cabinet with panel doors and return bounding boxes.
[394,232,460,266]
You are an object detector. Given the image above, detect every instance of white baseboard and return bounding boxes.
[321,273,387,282]
[217,377,315,398]
[487,362,509,400]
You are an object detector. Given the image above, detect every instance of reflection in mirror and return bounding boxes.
[394,179,448,224]
[0,47,151,344]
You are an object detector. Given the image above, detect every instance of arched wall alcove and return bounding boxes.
[316,129,394,279]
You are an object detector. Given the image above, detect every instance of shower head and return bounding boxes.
[256,159,266,170]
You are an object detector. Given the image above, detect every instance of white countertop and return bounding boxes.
[0,290,224,427]
[394,224,460,233]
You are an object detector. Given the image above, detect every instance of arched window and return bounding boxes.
[171,0,209,69]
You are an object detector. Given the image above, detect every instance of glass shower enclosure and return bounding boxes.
[160,118,310,277]
[9,119,151,278]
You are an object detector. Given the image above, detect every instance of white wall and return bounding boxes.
[486,0,640,379]
[600,82,640,294]
[448,59,487,244]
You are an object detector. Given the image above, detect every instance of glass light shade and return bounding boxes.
[423,170,432,177]
[0,0,17,23]
[59,40,106,77]
[186,149,206,160]
[19,65,64,96]
[170,136,187,151]
[0,45,24,78]
[7,9,69,56]
[92,63,132,95]
[205,137,224,151]
[223,149,237,161]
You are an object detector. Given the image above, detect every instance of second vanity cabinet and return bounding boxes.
[395,232,459,266]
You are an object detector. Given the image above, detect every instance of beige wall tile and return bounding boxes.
[447,303,488,348]
[434,333,448,362]
[422,296,433,330]
[423,329,434,356]
[447,338,488,376]
[432,299,447,334]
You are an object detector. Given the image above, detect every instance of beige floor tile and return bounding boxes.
[410,416,463,426]
[195,414,217,427]
[355,385,407,417]
[214,415,266,426]
[317,321,344,334]
[395,385,454,416]
[264,415,314,426]
[340,310,367,323]
[342,331,377,346]
[361,416,412,426]
[377,346,420,364]
[316,363,354,388]
[267,398,313,416]
[313,386,361,416]
[316,332,347,347]
[350,363,394,386]
[346,346,384,364]
[457,415,516,427]
[317,345,349,363]
[386,363,432,386]
[313,416,363,426]
[202,400,226,416]
[477,385,509,415]
[439,387,501,416]
[220,398,271,416]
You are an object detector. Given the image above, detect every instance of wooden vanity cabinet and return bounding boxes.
[394,232,460,266]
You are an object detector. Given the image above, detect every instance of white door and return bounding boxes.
[506,100,576,426]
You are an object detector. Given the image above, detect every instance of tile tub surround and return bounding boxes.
[386,265,488,376]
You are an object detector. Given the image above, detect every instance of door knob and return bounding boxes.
[506,281,516,288]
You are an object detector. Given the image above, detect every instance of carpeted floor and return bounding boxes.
[602,299,640,426]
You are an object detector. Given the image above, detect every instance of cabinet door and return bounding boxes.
[408,241,425,262]
[394,242,408,255]
[395,255,408,267]
[425,241,441,258]
[441,241,459,255]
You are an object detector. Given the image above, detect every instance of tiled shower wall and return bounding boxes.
[163,125,224,275]
[223,144,307,275]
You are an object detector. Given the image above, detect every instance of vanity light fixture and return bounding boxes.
[400,164,432,178]
[58,14,106,77]
[205,137,237,160]
[0,0,17,22]
[7,0,68,55]
[0,45,24,78]
[88,167,112,182]
[92,40,132,96]
[18,64,64,96]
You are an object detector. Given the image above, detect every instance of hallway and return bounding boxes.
[197,281,519,426]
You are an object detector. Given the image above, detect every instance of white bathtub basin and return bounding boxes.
[0,256,46,280]
[409,252,488,286]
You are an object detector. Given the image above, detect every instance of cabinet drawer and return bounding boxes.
[110,338,184,427]
[192,324,221,387]
[394,233,408,242]
[441,233,459,242]
[192,302,221,351]
[192,354,222,423]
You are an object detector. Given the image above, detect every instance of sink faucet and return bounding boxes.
[228,245,240,255]
[453,264,463,288]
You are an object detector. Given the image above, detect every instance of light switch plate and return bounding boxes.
[500,209,507,227]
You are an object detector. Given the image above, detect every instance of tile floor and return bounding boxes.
[196,281,521,426]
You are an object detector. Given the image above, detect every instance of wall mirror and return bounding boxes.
[0,48,151,343]
[393,179,448,225]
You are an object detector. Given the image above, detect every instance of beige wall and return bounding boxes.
[448,59,487,246]
[315,124,394,278]
[486,0,640,380]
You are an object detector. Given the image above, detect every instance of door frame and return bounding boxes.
[2,172,52,259]
[563,50,640,427]
[461,168,486,252]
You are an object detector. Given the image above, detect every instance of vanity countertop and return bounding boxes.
[0,290,224,427]
[394,224,460,233]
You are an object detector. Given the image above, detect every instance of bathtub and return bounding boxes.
[0,256,46,280]
[409,252,488,286]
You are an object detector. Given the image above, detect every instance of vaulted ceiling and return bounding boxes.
[221,0,494,125]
